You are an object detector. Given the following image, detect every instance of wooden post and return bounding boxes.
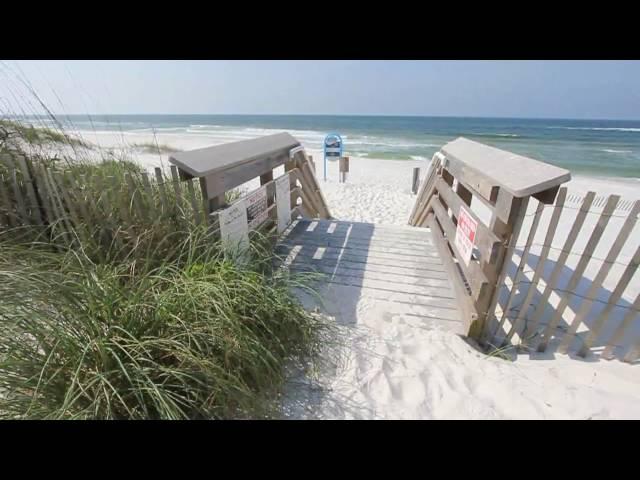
[479,193,529,342]
[260,169,275,215]
[339,156,349,183]
[260,170,273,185]
[412,167,420,194]
[308,155,315,174]
[199,176,225,222]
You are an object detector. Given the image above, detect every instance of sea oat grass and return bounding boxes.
[0,118,328,419]
[0,233,328,419]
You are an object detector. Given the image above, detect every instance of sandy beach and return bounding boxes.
[282,154,640,420]
[74,130,640,420]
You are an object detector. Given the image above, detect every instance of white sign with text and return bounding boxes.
[275,173,291,234]
[219,199,249,253]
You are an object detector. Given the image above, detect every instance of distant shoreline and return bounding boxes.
[7,114,640,179]
[12,113,640,122]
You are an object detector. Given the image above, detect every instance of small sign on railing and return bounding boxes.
[275,173,291,234]
[219,200,250,253]
[246,186,268,229]
[219,185,268,259]
[454,206,478,266]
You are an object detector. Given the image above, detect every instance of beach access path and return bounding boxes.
[277,154,640,420]
[67,131,640,420]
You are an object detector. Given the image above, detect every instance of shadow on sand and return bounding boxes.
[488,248,639,364]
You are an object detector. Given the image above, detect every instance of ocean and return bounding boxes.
[28,114,640,178]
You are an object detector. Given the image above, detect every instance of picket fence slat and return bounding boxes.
[68,172,92,228]
[6,156,29,225]
[558,200,640,354]
[0,173,14,227]
[513,188,567,340]
[45,167,73,245]
[498,201,545,343]
[186,178,202,225]
[155,168,168,213]
[602,293,640,361]
[34,163,55,230]
[139,172,155,222]
[110,175,131,226]
[525,191,596,339]
[54,171,83,243]
[536,194,619,352]
[16,155,43,226]
[170,166,183,207]
[125,173,145,221]
[592,247,640,358]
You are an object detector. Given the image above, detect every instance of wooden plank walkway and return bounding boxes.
[276,219,464,333]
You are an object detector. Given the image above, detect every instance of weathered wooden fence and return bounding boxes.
[169,132,330,235]
[0,133,330,257]
[0,152,208,244]
[485,189,640,363]
[411,137,639,364]
[409,137,570,339]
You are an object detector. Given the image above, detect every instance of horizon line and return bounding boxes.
[9,113,640,122]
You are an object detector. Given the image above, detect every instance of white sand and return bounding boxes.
[279,154,640,420]
[74,130,640,419]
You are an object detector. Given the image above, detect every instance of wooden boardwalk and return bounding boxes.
[3,130,636,361]
[276,219,464,333]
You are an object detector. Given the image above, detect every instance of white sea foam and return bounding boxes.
[550,126,640,132]
[472,133,520,138]
[346,139,440,148]
[601,148,633,153]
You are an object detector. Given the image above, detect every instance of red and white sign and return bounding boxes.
[454,206,478,266]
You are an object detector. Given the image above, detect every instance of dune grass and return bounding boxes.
[0,233,326,419]
[1,119,91,149]
[132,142,182,155]
[0,118,328,419]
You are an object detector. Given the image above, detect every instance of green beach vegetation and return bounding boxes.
[1,119,91,149]
[0,118,327,419]
[132,142,182,155]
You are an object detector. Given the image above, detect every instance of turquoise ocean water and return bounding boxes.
[26,115,640,178]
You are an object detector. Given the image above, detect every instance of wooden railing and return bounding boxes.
[0,134,331,252]
[169,133,331,240]
[409,137,571,339]
[208,153,331,240]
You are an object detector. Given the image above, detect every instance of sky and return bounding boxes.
[1,60,640,120]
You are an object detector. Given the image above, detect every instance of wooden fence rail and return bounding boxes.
[168,132,330,222]
[410,139,638,363]
[485,191,640,363]
[0,151,210,251]
[1,135,329,256]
